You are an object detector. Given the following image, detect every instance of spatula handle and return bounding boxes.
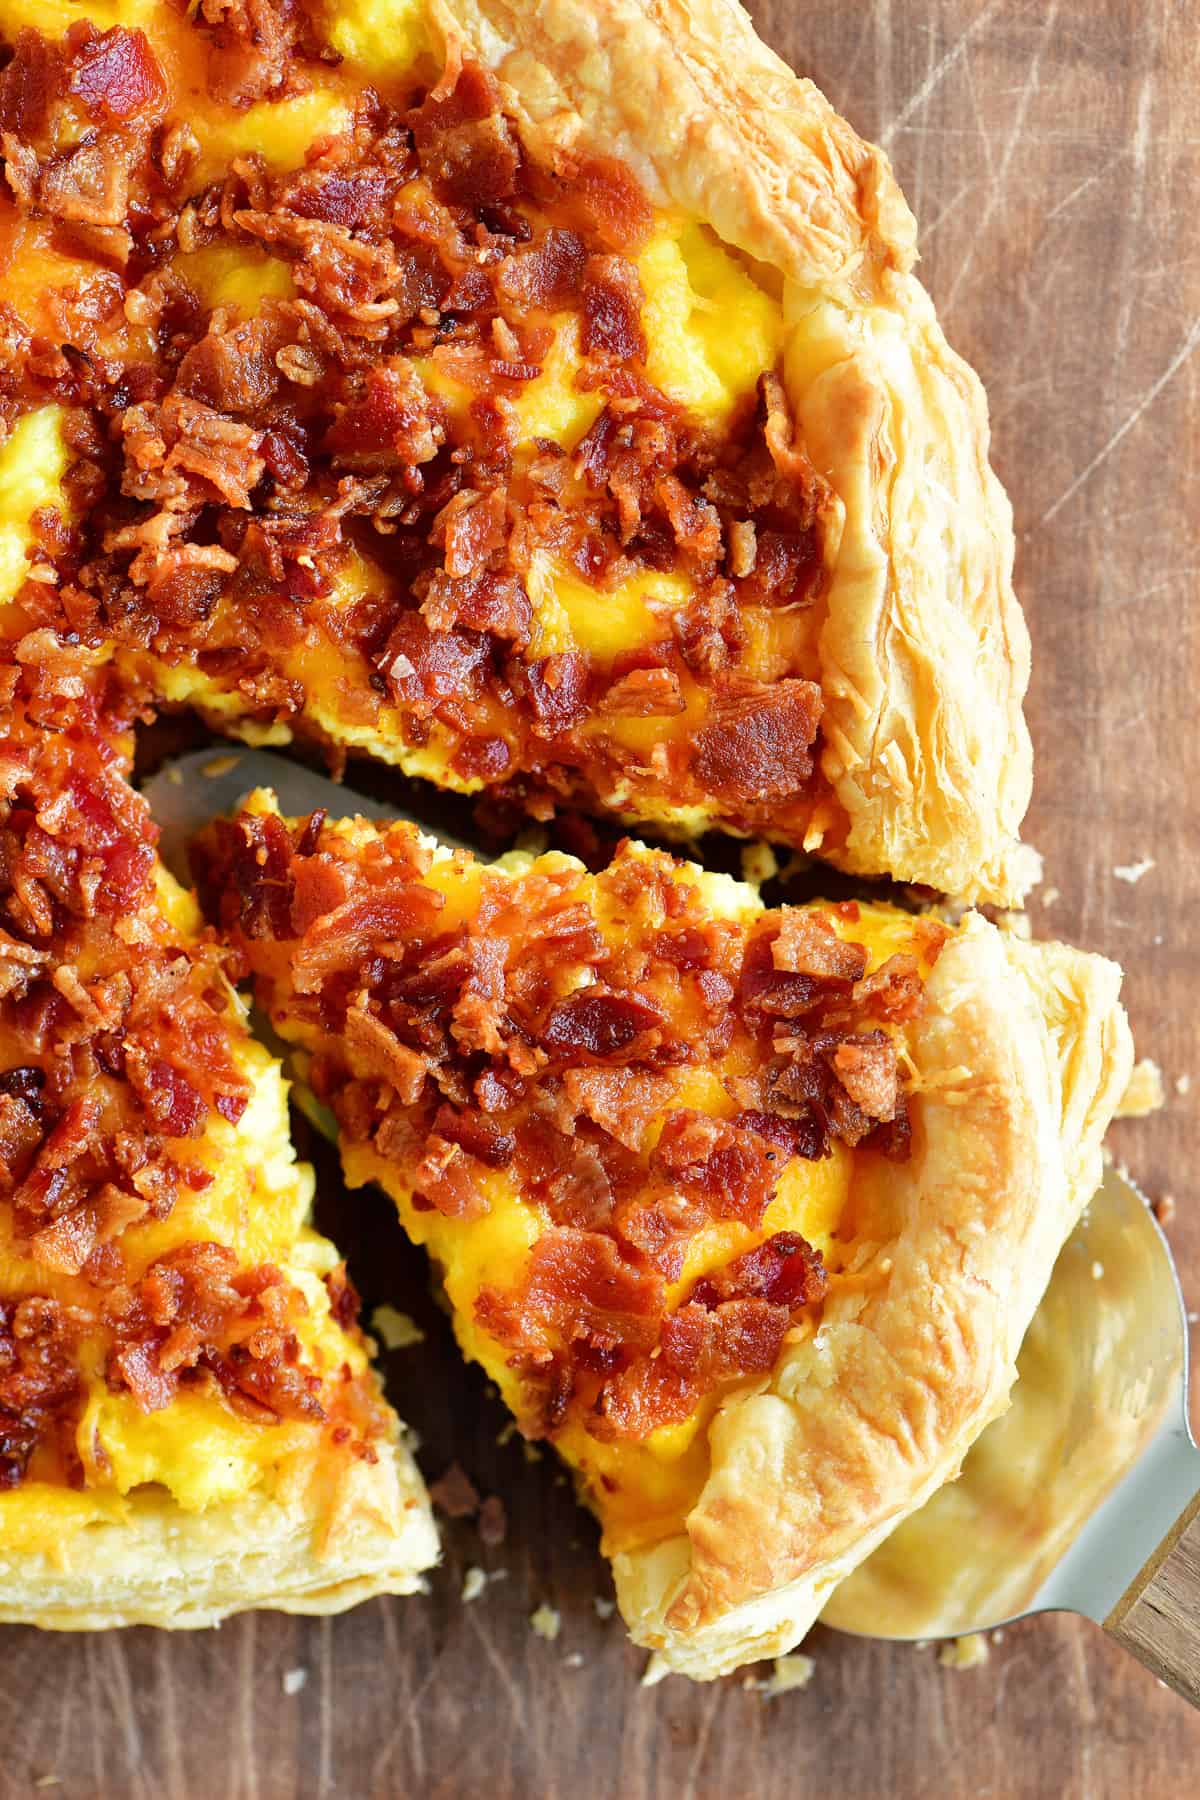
[1106,1487,1200,1707]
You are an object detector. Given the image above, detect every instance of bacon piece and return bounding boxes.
[382,615,489,713]
[831,1036,899,1122]
[563,1067,675,1152]
[598,667,685,718]
[652,1110,776,1226]
[581,255,646,361]
[542,989,664,1061]
[0,29,63,138]
[691,678,823,803]
[71,27,166,122]
[408,65,520,208]
[772,909,870,982]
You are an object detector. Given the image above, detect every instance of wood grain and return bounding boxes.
[3,3,1199,1794]
[1108,1491,1200,1708]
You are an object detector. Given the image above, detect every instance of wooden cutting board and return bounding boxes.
[3,4,1198,1794]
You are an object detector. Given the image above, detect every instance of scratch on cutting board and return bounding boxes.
[942,0,1061,312]
[1039,313,1200,525]
[878,0,1005,147]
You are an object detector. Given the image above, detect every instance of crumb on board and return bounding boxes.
[1116,1058,1165,1118]
[429,1462,480,1519]
[461,1567,487,1604]
[593,1597,615,1621]
[370,1304,425,1350]
[1040,886,1060,907]
[282,1667,308,1696]
[1113,857,1155,885]
[478,1493,507,1547]
[1176,1073,1192,1096]
[743,1654,816,1699]
[33,1779,62,1791]
[530,1604,561,1642]
[1092,1261,1105,1280]
[564,1652,585,1669]
[938,1634,990,1671]
[641,1653,671,1687]
[1153,1192,1177,1226]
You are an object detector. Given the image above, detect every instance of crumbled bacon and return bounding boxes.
[0,21,834,852]
[0,670,369,1486]
[202,813,922,1446]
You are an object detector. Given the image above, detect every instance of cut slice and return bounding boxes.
[198,795,1132,1678]
[0,0,1029,900]
[0,655,436,1628]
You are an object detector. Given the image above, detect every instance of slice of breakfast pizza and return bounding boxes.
[0,656,436,1627]
[0,0,1030,900]
[198,795,1131,1679]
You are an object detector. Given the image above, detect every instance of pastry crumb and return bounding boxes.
[991,1629,1005,1645]
[370,1304,425,1350]
[744,1653,816,1699]
[1113,857,1155,884]
[1176,1073,1191,1096]
[461,1567,487,1604]
[740,840,780,887]
[1040,886,1060,907]
[33,1779,62,1791]
[1116,1058,1165,1118]
[1092,1261,1105,1280]
[593,1596,615,1621]
[201,752,244,779]
[641,1652,672,1687]
[938,1634,989,1670]
[530,1604,561,1642]
[564,1652,585,1669]
[282,1667,308,1696]
[1153,1192,1177,1226]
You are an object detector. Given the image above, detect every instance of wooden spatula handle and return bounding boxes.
[1106,1488,1200,1707]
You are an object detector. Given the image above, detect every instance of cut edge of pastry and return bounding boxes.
[0,1436,438,1630]
[441,0,1033,902]
[610,915,1132,1677]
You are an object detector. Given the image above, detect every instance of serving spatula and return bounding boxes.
[142,747,1200,1707]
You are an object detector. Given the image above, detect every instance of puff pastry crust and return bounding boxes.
[0,1446,438,1631]
[614,919,1130,1675]
[438,0,1034,899]
[202,802,1129,1679]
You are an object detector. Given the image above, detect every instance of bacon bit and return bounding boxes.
[71,28,166,123]
[598,667,685,718]
[582,255,647,361]
[429,1460,481,1519]
[692,680,823,802]
[852,954,925,1022]
[772,910,869,982]
[832,1038,899,1122]
[563,1067,675,1151]
[542,989,664,1061]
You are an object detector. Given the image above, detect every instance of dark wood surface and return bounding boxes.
[4,3,1199,1794]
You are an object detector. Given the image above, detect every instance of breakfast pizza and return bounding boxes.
[0,658,436,1626]
[0,0,1132,1678]
[0,0,1030,901]
[197,795,1130,1677]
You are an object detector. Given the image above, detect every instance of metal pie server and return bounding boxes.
[143,748,1200,1707]
[824,1165,1200,1707]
